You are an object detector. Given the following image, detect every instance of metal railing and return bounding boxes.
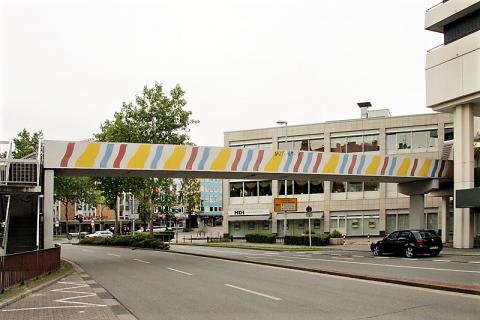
[0,159,40,186]
[0,246,61,292]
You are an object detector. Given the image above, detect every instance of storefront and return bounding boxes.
[276,211,324,236]
[330,211,380,236]
[228,209,270,237]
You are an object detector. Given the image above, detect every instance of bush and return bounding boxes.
[245,234,276,244]
[284,234,330,246]
[330,229,343,238]
[153,232,174,242]
[79,234,169,250]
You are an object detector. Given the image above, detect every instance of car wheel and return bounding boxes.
[372,245,382,256]
[430,250,440,257]
[405,246,415,258]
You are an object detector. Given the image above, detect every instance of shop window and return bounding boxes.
[259,181,272,196]
[278,180,293,195]
[294,180,308,194]
[230,182,243,197]
[347,182,363,192]
[309,180,324,194]
[263,221,270,230]
[310,139,324,152]
[347,136,363,153]
[233,222,240,231]
[364,182,379,191]
[247,222,255,230]
[313,219,321,229]
[331,181,346,193]
[244,181,258,197]
[330,137,347,153]
[363,135,379,152]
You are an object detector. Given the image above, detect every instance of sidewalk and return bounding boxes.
[0,266,135,320]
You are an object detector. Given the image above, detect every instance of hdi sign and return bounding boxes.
[228,209,270,216]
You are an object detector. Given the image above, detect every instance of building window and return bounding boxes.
[428,130,438,147]
[244,181,258,197]
[259,181,272,196]
[347,136,363,153]
[263,221,270,230]
[331,181,346,193]
[364,182,379,191]
[444,128,454,141]
[412,131,428,149]
[278,180,293,195]
[309,180,324,194]
[313,219,321,229]
[233,222,240,231]
[294,180,308,194]
[397,132,411,150]
[297,222,305,229]
[363,135,379,152]
[247,222,255,230]
[330,137,347,153]
[347,182,363,192]
[310,139,324,152]
[230,182,243,197]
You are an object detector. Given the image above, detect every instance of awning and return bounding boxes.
[228,215,270,221]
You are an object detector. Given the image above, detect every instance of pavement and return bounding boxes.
[0,262,136,320]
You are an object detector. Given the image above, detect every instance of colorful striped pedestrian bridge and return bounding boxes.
[44,140,453,182]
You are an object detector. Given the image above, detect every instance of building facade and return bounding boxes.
[200,179,223,226]
[223,107,464,238]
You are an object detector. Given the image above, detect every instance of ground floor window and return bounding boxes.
[386,212,409,234]
[330,213,379,236]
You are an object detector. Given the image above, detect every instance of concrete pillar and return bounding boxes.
[409,194,425,229]
[43,170,54,249]
[453,104,474,248]
[441,196,450,243]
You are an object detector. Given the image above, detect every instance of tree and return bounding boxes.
[181,178,201,214]
[12,129,43,159]
[96,82,198,236]
[54,176,97,233]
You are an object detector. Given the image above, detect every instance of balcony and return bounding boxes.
[425,0,480,32]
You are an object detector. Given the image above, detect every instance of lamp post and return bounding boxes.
[276,120,288,240]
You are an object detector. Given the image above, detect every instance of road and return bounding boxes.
[62,244,480,320]
[170,245,480,288]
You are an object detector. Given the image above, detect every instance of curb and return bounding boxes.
[166,250,480,296]
[63,259,137,320]
[0,260,75,310]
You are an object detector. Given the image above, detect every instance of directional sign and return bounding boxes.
[274,198,297,212]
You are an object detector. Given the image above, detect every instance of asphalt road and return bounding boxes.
[62,244,480,320]
[170,245,480,288]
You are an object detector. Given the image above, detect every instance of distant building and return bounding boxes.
[200,179,223,226]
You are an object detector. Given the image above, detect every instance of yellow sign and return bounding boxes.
[274,198,297,212]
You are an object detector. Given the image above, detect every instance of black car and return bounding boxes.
[370,229,443,258]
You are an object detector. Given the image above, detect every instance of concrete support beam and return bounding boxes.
[441,196,450,243]
[453,104,474,248]
[397,179,439,196]
[43,170,54,249]
[409,194,425,229]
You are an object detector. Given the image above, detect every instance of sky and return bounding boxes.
[0,0,443,147]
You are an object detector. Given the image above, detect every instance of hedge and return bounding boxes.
[284,234,330,246]
[245,234,276,244]
[80,235,169,250]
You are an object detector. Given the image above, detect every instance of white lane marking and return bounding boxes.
[224,284,281,301]
[433,259,451,262]
[353,255,365,258]
[2,305,104,312]
[330,253,341,256]
[245,256,294,262]
[133,259,150,264]
[107,253,121,257]
[185,247,244,255]
[167,268,193,276]
[374,256,390,259]
[333,257,354,260]
[402,258,419,261]
[469,261,480,264]
[81,249,93,253]
[285,256,480,274]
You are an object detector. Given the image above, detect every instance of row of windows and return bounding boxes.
[329,135,379,153]
[278,138,325,152]
[229,180,380,197]
[386,130,438,152]
[201,206,223,212]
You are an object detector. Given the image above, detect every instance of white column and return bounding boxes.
[441,196,450,243]
[43,170,54,249]
[453,104,474,248]
[409,194,425,229]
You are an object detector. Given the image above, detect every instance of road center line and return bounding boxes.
[167,268,192,276]
[469,261,480,264]
[353,255,365,258]
[285,256,480,274]
[224,284,281,301]
[107,253,121,257]
[133,259,150,264]
[433,259,451,262]
[246,256,293,262]
[333,257,354,260]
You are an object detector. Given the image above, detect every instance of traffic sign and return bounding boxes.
[306,212,313,218]
[274,198,297,212]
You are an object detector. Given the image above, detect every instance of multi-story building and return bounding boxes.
[199,179,223,226]
[223,106,466,238]
[425,0,480,248]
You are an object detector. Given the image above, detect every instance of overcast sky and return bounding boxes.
[1,0,443,147]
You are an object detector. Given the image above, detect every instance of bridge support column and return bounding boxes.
[409,194,425,229]
[441,196,450,243]
[453,104,475,248]
[43,170,54,249]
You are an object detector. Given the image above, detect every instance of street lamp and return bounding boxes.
[276,120,288,240]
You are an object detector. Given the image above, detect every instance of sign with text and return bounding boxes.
[228,209,270,216]
[274,198,297,212]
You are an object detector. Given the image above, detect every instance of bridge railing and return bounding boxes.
[0,246,61,292]
[0,159,41,186]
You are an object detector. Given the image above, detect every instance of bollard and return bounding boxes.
[343,234,346,246]
[183,236,185,243]
[367,234,370,246]
[190,235,193,243]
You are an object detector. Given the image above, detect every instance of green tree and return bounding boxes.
[96,82,198,236]
[181,178,201,214]
[12,129,43,159]
[54,176,98,234]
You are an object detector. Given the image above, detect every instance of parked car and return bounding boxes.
[370,229,443,258]
[86,230,113,238]
[67,231,89,240]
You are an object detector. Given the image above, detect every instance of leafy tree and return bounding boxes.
[96,82,198,235]
[12,129,43,159]
[181,178,201,214]
[54,176,98,233]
